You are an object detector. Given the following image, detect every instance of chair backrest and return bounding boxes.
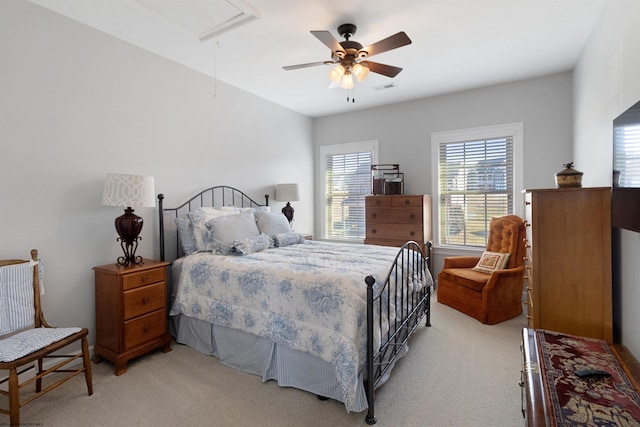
[485,215,526,269]
[0,250,41,336]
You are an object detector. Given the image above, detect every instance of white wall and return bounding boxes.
[0,0,313,343]
[314,72,574,274]
[573,0,640,355]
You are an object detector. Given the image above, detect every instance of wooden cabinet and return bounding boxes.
[364,194,432,256]
[524,187,612,342]
[93,260,172,375]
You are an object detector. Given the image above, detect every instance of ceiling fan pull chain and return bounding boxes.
[346,88,356,103]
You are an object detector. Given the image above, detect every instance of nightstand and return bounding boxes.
[92,259,172,375]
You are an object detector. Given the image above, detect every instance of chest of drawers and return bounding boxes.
[364,194,432,256]
[93,259,172,375]
[524,187,612,342]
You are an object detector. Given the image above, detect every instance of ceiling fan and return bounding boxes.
[283,23,412,91]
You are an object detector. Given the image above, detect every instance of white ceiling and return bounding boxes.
[29,0,607,118]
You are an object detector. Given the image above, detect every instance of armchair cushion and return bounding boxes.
[439,268,490,292]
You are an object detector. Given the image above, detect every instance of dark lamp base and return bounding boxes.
[282,202,294,224]
[114,207,144,266]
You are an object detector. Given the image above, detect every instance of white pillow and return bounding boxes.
[472,251,511,274]
[174,218,197,255]
[239,206,271,214]
[186,207,239,252]
[254,211,291,235]
[205,210,260,246]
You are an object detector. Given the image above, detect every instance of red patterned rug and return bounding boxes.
[537,330,640,426]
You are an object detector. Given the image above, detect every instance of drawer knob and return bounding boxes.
[371,229,377,234]
[409,213,415,220]
[143,325,150,333]
[409,231,415,236]
[375,200,381,205]
[141,275,149,283]
[142,297,150,304]
[372,213,377,218]
[404,199,410,205]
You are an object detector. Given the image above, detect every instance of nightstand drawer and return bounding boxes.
[122,267,165,290]
[124,310,166,350]
[123,282,165,320]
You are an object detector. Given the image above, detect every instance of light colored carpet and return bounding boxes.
[6,295,527,427]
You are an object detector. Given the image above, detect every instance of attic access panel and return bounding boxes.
[135,0,260,41]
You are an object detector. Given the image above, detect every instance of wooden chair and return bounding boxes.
[0,250,93,425]
[437,215,527,324]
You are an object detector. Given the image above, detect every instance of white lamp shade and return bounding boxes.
[275,183,300,202]
[102,173,156,208]
[329,65,345,83]
[340,72,354,89]
[353,62,370,82]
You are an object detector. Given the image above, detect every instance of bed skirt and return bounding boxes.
[170,314,405,413]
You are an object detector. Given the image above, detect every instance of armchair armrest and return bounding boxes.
[482,265,526,323]
[442,256,481,269]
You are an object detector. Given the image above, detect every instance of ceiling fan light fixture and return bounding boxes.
[352,62,369,82]
[340,72,354,89]
[329,64,345,83]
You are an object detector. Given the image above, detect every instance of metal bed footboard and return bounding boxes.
[364,240,432,425]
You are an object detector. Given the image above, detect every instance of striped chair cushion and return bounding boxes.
[0,327,81,362]
[0,261,36,336]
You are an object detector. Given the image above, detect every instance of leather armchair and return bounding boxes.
[437,215,526,324]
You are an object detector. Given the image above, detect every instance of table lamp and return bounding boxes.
[275,183,300,224]
[102,173,155,266]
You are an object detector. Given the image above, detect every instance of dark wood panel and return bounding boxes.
[612,187,640,232]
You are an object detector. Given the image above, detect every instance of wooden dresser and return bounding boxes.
[93,259,172,375]
[364,194,432,256]
[523,187,612,342]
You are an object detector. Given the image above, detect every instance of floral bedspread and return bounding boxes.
[170,240,431,410]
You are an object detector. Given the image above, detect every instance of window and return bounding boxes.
[613,101,640,187]
[319,140,378,241]
[432,123,523,248]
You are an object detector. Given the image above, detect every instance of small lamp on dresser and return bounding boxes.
[275,183,300,224]
[101,172,155,266]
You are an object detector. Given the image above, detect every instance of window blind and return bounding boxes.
[438,136,514,247]
[613,124,640,187]
[324,150,372,241]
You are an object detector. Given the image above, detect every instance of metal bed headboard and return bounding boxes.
[158,186,269,263]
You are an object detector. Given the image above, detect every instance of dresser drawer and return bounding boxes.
[124,309,167,350]
[122,267,166,291]
[366,196,392,207]
[123,282,165,320]
[366,223,424,241]
[366,207,423,224]
[390,196,424,207]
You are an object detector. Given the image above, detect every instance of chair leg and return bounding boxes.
[9,368,19,426]
[36,358,43,393]
[82,336,93,395]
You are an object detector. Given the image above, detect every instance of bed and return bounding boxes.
[158,186,433,424]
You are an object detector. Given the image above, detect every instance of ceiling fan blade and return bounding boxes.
[362,31,412,57]
[366,61,403,78]
[283,60,334,71]
[311,30,345,56]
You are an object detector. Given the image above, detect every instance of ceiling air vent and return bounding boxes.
[372,83,397,91]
